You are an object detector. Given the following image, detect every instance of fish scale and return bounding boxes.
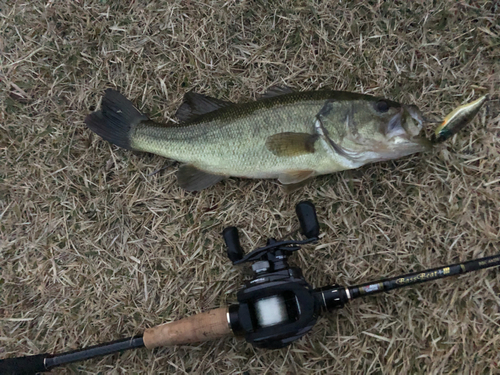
[132,100,333,177]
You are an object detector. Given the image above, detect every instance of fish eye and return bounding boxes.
[375,100,390,113]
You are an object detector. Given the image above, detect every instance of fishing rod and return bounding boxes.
[1,201,499,374]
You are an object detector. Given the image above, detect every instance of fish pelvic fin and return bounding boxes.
[281,178,313,193]
[278,170,315,185]
[177,164,226,191]
[85,89,148,150]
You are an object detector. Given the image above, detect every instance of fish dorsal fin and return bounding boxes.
[175,91,233,122]
[176,164,226,191]
[260,85,294,99]
[266,132,318,157]
[278,170,315,185]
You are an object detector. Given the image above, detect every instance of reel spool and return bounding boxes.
[223,201,321,349]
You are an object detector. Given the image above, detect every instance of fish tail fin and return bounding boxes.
[84,89,148,150]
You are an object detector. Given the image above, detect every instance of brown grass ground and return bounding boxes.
[1,1,500,374]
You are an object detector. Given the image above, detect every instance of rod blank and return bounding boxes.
[348,253,500,300]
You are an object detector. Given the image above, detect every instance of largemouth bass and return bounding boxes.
[84,87,485,191]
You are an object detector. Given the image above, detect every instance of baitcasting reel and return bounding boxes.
[223,201,324,349]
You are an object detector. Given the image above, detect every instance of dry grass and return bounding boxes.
[1,0,500,374]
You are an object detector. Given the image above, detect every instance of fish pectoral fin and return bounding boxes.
[266,132,319,157]
[278,170,315,185]
[176,164,226,191]
[260,85,294,99]
[175,91,233,122]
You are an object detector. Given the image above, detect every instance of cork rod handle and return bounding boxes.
[142,307,232,349]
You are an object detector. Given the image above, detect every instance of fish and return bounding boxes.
[84,87,485,192]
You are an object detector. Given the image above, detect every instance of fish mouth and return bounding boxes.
[389,105,432,151]
[403,104,425,134]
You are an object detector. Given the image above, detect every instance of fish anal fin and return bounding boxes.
[175,91,233,122]
[176,164,225,191]
[260,85,294,99]
[266,132,318,157]
[278,170,315,185]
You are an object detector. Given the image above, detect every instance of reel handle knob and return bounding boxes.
[296,201,319,239]
[223,227,244,263]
